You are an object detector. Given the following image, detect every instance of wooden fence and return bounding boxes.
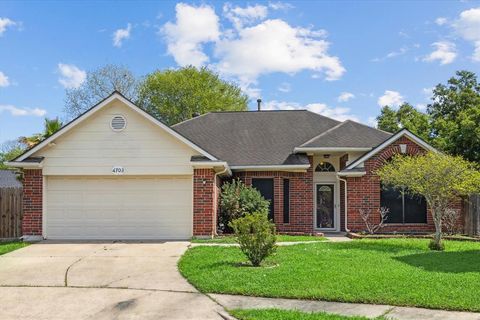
[0,188,23,239]
[465,194,480,237]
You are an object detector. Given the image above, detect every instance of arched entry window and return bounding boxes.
[315,162,335,172]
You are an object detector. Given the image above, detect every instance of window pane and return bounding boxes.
[381,186,403,223]
[283,179,290,223]
[404,193,427,223]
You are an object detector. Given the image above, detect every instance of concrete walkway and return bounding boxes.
[211,294,480,320]
[0,241,226,320]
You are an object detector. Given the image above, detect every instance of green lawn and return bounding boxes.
[179,239,480,312]
[230,309,385,320]
[0,241,29,256]
[191,234,325,243]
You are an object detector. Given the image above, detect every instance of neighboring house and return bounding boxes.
[7,92,462,240]
[0,170,22,189]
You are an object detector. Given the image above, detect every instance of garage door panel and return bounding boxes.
[46,176,193,239]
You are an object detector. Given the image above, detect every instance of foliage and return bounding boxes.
[0,140,26,169]
[64,64,138,118]
[137,66,248,125]
[19,118,63,148]
[230,309,382,320]
[376,152,480,250]
[358,197,389,234]
[230,212,276,267]
[428,70,480,162]
[376,103,431,141]
[179,239,480,312]
[375,70,480,162]
[219,179,270,232]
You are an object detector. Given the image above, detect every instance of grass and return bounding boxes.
[230,309,385,320]
[191,234,325,243]
[0,241,29,256]
[179,238,480,312]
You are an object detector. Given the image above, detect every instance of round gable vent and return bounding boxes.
[111,115,126,131]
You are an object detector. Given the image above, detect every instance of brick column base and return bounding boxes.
[193,169,217,237]
[22,169,43,238]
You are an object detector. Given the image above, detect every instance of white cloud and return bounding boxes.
[223,3,268,29]
[0,105,46,117]
[435,17,448,26]
[372,46,409,62]
[453,7,480,61]
[268,2,294,11]
[215,19,344,88]
[263,100,359,122]
[422,87,434,98]
[162,3,220,67]
[112,23,132,47]
[277,82,291,93]
[423,41,457,65]
[415,104,427,112]
[0,71,10,87]
[337,92,355,102]
[377,90,404,107]
[57,63,86,89]
[0,18,16,36]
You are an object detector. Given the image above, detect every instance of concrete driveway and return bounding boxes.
[0,241,226,320]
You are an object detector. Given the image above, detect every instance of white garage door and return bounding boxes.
[45,176,193,240]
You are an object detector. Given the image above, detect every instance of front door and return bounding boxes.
[252,178,274,221]
[316,184,335,229]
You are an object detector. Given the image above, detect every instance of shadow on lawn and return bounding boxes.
[395,250,480,273]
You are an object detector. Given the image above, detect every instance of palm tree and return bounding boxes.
[19,118,63,147]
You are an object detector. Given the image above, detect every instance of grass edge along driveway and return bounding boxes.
[191,235,325,243]
[230,308,386,320]
[0,241,29,256]
[179,239,480,312]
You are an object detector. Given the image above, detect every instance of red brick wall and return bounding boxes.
[193,168,217,237]
[232,157,314,234]
[22,169,43,236]
[346,135,464,233]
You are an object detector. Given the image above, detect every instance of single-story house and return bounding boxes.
[7,92,463,240]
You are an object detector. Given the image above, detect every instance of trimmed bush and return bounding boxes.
[230,212,276,267]
[219,179,270,232]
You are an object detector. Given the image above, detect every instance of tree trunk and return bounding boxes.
[431,207,444,251]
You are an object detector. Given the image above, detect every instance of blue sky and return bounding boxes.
[1,1,480,145]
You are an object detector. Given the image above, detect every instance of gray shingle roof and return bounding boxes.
[299,120,392,148]
[173,110,391,166]
[173,110,340,166]
[0,170,22,188]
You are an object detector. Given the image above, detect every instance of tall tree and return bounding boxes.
[137,66,248,125]
[376,103,430,141]
[64,64,138,118]
[428,70,480,162]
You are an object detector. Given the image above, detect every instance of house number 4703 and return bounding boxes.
[112,166,125,175]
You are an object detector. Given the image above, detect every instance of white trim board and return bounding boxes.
[344,129,437,170]
[14,92,218,163]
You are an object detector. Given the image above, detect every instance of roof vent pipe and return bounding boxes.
[257,99,262,111]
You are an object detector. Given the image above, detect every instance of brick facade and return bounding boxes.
[22,169,43,236]
[232,156,315,234]
[345,136,463,233]
[193,168,218,237]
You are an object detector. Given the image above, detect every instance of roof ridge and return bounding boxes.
[342,118,393,135]
[172,112,211,127]
[209,109,309,114]
[303,109,342,124]
[298,121,348,147]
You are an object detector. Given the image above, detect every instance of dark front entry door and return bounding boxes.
[252,178,274,221]
[316,184,335,229]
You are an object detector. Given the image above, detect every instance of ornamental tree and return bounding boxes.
[376,152,480,250]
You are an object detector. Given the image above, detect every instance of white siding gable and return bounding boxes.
[35,100,200,175]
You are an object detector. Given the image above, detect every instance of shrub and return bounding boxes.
[219,179,270,232]
[230,212,276,267]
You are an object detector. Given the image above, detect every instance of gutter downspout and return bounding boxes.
[213,167,229,236]
[338,176,350,232]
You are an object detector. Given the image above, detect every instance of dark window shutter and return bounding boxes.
[283,179,290,223]
[404,193,427,223]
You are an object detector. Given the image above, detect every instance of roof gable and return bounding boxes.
[14,92,217,163]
